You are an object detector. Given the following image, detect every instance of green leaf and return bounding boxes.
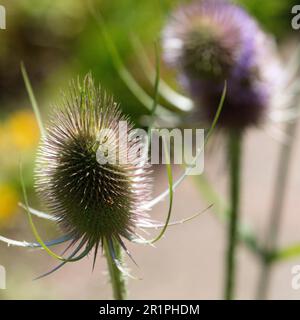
[130,34,194,113]
[204,81,226,145]
[20,62,46,137]
[272,244,300,262]
[150,136,174,244]
[88,3,174,119]
[148,42,160,143]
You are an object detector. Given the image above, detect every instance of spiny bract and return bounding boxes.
[35,75,152,259]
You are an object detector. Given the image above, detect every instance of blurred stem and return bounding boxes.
[256,121,298,300]
[194,175,260,255]
[224,130,242,300]
[103,239,127,300]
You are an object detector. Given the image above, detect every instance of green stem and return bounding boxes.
[103,239,127,300]
[256,121,297,300]
[224,130,242,300]
[194,174,261,256]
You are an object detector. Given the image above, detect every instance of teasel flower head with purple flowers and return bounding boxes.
[162,0,294,130]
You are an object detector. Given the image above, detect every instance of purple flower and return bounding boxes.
[162,0,282,129]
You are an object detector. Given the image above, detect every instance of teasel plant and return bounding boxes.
[89,0,300,299]
[162,0,300,299]
[255,45,300,299]
[0,53,225,300]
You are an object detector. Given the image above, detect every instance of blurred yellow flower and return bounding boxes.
[0,184,19,225]
[6,110,39,151]
[0,125,4,148]
[0,123,9,150]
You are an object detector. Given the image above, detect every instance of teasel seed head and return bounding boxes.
[35,74,152,250]
[162,0,283,129]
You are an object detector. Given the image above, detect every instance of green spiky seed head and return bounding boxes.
[35,75,152,244]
